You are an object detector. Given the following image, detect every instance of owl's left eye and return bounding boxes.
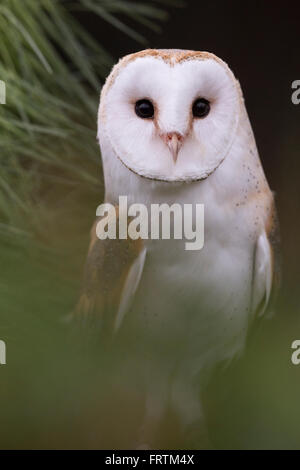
[135,99,154,119]
[192,98,210,118]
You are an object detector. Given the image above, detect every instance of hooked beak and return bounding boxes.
[161,132,183,163]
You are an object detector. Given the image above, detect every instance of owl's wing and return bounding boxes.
[74,209,146,334]
[251,199,280,320]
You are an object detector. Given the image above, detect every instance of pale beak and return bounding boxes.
[161,132,183,163]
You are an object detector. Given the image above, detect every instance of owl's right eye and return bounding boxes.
[135,99,154,119]
[192,98,210,118]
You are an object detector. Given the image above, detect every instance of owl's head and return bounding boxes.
[98,49,242,182]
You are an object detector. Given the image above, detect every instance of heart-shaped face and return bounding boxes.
[99,50,241,182]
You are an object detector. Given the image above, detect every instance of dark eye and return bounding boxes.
[135,99,154,119]
[192,98,210,118]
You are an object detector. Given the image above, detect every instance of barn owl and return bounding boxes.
[76,49,279,448]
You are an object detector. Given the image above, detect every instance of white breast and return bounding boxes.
[99,109,271,373]
[128,182,254,373]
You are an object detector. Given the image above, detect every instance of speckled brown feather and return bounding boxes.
[75,207,144,332]
[265,195,281,311]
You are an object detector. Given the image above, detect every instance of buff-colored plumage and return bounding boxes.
[76,49,279,448]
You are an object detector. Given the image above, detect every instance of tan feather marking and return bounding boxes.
[265,196,281,293]
[265,196,278,239]
[75,206,144,329]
